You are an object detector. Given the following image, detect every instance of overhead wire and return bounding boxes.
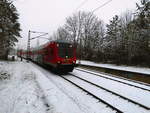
[92,0,113,13]
[56,0,89,28]
[75,0,89,11]
[53,0,113,35]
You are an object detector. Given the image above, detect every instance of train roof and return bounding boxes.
[52,39,72,44]
[30,40,73,51]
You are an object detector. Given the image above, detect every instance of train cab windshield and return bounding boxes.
[58,43,74,58]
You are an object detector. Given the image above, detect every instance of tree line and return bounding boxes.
[0,0,21,59]
[51,0,150,66]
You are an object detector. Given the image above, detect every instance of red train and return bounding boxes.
[18,40,77,72]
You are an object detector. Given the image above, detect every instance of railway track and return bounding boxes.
[60,73,150,113]
[31,62,150,113]
[74,68,150,108]
[71,73,149,109]
[60,76,123,113]
[79,64,150,84]
[75,68,150,92]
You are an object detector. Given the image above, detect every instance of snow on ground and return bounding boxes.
[0,61,47,113]
[0,60,85,113]
[76,68,150,91]
[78,60,150,75]
[1,59,115,113]
[1,59,149,113]
[64,75,149,113]
[72,69,150,108]
[31,64,85,113]
[32,63,115,113]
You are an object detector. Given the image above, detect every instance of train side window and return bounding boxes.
[45,49,48,55]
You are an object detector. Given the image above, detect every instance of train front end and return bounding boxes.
[56,41,77,72]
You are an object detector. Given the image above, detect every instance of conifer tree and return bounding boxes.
[0,0,21,59]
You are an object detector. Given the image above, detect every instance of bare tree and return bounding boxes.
[64,11,105,60]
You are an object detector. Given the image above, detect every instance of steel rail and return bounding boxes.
[60,76,123,113]
[69,73,150,110]
[75,68,150,92]
[78,65,150,87]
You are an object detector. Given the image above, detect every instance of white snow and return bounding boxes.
[32,64,85,113]
[76,68,150,91]
[78,60,150,75]
[0,61,86,113]
[64,75,149,113]
[72,69,150,108]
[0,60,116,113]
[0,59,149,113]
[31,62,116,113]
[0,61,47,113]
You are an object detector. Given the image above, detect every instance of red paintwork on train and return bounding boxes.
[18,40,77,72]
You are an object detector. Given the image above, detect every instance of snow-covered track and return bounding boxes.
[76,68,150,91]
[61,74,150,113]
[79,63,150,79]
[30,62,150,113]
[69,73,150,110]
[60,76,123,113]
[31,62,120,113]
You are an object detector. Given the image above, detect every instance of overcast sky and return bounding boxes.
[14,0,140,48]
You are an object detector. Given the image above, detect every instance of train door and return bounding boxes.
[49,47,54,61]
[43,48,49,63]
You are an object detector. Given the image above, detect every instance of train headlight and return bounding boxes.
[69,45,72,47]
[57,61,61,63]
[73,61,76,63]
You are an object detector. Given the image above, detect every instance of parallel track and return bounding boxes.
[79,64,150,84]
[31,62,150,113]
[60,73,150,113]
[76,68,150,92]
[60,76,123,113]
[69,73,150,110]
